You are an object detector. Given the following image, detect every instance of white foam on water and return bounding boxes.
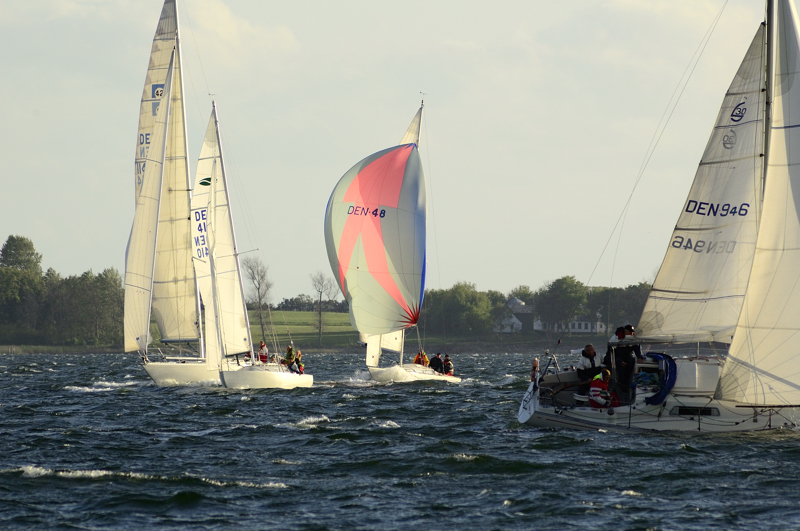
[272,458,302,466]
[281,415,330,430]
[18,466,152,481]
[372,420,400,429]
[66,380,140,393]
[20,465,51,477]
[16,466,286,488]
[94,380,138,388]
[200,477,288,489]
[64,385,114,393]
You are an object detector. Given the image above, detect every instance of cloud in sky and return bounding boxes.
[0,0,765,304]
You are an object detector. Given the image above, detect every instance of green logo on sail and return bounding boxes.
[200,177,211,186]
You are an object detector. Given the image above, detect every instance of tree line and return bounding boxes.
[0,234,651,346]
[0,236,123,346]
[419,277,650,337]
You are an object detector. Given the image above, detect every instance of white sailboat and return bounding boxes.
[519,0,800,432]
[191,103,312,390]
[325,104,461,384]
[125,0,217,386]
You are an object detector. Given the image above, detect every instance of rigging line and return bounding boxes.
[178,0,212,119]
[422,99,448,350]
[216,119,262,255]
[213,115,285,349]
[551,3,729,351]
[584,0,729,290]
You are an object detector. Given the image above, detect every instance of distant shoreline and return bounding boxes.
[0,334,613,356]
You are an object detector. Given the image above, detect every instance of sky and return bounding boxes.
[0,0,766,304]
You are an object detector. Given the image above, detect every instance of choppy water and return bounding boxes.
[2,351,800,530]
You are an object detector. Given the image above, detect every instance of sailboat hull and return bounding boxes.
[220,364,313,389]
[142,361,221,386]
[518,358,796,432]
[368,364,462,384]
[520,397,792,433]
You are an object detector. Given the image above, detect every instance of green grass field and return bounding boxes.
[248,310,358,350]
[1,311,606,355]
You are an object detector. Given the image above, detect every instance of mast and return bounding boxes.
[213,101,254,352]
[764,0,774,199]
[207,156,225,363]
[174,0,205,359]
[143,53,175,356]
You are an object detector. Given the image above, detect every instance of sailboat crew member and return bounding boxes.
[429,353,444,373]
[603,324,644,403]
[575,344,602,394]
[443,355,454,376]
[590,370,619,409]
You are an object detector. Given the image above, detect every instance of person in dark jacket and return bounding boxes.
[429,353,444,373]
[603,324,644,403]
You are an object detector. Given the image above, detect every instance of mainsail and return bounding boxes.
[637,26,766,344]
[124,52,176,353]
[324,106,427,336]
[191,103,252,361]
[147,0,200,342]
[719,0,800,405]
[135,0,184,202]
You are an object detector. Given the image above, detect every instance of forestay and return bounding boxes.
[324,111,427,336]
[637,26,766,344]
[124,53,175,353]
[191,113,219,368]
[719,1,800,405]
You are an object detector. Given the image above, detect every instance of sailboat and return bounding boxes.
[191,102,312,390]
[519,0,800,432]
[325,103,461,384]
[125,0,217,386]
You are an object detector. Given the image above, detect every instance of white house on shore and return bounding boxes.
[543,315,607,335]
[494,297,607,335]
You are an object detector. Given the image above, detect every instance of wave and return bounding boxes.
[9,466,287,489]
[65,380,140,393]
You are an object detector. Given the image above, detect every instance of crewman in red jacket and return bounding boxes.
[590,370,620,409]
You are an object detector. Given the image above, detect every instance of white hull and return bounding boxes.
[220,364,313,389]
[368,364,462,384]
[520,389,790,433]
[517,356,799,433]
[142,361,221,386]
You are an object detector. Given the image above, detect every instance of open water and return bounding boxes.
[2,350,800,530]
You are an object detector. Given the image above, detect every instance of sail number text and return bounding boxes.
[685,201,749,217]
[348,206,386,218]
[671,236,736,254]
[193,209,209,258]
